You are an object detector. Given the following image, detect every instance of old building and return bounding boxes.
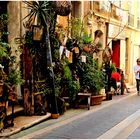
[1,1,140,116]
[70,1,140,85]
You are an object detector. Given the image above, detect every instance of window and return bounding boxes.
[99,1,111,12]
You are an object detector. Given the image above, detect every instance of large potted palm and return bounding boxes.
[23,1,72,118]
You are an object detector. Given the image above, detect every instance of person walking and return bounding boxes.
[134,58,140,95]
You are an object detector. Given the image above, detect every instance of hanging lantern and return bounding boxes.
[32,25,44,41]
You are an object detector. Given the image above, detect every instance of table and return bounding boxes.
[77,93,91,110]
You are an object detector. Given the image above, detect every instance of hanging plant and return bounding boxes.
[51,1,72,16]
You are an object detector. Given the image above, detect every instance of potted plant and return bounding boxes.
[5,68,22,101]
[82,32,93,53]
[60,61,80,107]
[79,54,106,105]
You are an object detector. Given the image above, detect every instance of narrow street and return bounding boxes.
[9,87,140,139]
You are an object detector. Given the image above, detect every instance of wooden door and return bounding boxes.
[112,40,120,68]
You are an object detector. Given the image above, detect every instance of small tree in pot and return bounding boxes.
[79,54,106,105]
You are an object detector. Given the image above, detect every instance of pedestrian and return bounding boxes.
[110,68,121,94]
[134,58,140,95]
[111,68,130,94]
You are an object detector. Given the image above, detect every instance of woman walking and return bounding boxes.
[134,58,140,95]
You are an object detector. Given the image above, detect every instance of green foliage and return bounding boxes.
[110,63,117,72]
[68,80,80,102]
[61,62,80,103]
[82,32,93,44]
[63,63,72,81]
[0,14,9,61]
[0,14,8,32]
[68,17,83,43]
[23,1,52,26]
[0,42,9,59]
[80,55,106,95]
[6,69,23,86]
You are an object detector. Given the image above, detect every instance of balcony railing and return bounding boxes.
[128,13,134,27]
[93,2,122,21]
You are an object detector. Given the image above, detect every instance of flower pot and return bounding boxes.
[90,95,103,106]
[51,113,60,119]
[83,45,91,53]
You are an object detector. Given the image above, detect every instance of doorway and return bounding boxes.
[112,40,120,68]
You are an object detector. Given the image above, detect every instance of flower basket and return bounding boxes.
[52,1,72,16]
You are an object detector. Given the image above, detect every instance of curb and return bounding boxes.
[0,113,51,138]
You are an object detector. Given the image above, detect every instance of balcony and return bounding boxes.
[111,4,122,21]
[93,2,122,21]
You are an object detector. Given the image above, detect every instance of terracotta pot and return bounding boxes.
[83,45,91,53]
[51,113,60,119]
[90,95,103,106]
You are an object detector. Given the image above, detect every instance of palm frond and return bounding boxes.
[23,1,52,26]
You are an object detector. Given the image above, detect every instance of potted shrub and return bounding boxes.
[82,32,93,53]
[79,54,106,105]
[5,67,23,101]
[60,61,80,107]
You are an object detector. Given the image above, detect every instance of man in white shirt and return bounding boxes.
[134,58,140,95]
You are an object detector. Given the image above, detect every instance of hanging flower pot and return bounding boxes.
[51,1,72,16]
[32,25,44,41]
